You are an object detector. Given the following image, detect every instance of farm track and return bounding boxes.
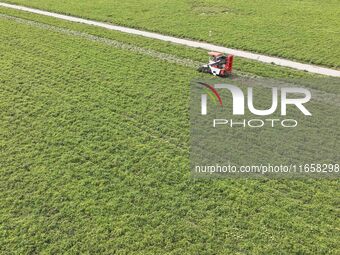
[1,2,340,77]
[1,14,340,108]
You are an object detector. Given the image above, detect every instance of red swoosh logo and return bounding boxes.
[197,82,223,106]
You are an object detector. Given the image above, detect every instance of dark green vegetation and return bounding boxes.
[0,7,339,255]
[3,0,340,68]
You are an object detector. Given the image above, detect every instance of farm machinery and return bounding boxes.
[198,52,233,77]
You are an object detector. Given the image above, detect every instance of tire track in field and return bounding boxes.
[1,13,340,108]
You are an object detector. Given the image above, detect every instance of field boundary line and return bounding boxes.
[1,2,340,77]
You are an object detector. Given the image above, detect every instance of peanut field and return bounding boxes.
[0,4,339,255]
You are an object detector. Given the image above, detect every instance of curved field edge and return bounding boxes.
[1,0,340,69]
[1,16,339,254]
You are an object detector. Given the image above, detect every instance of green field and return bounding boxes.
[0,4,340,255]
[3,0,340,68]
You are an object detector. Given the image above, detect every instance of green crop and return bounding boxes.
[0,9,339,255]
[3,0,340,68]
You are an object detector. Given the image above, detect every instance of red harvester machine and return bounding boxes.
[198,52,233,77]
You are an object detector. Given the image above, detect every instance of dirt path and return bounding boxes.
[1,2,340,77]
